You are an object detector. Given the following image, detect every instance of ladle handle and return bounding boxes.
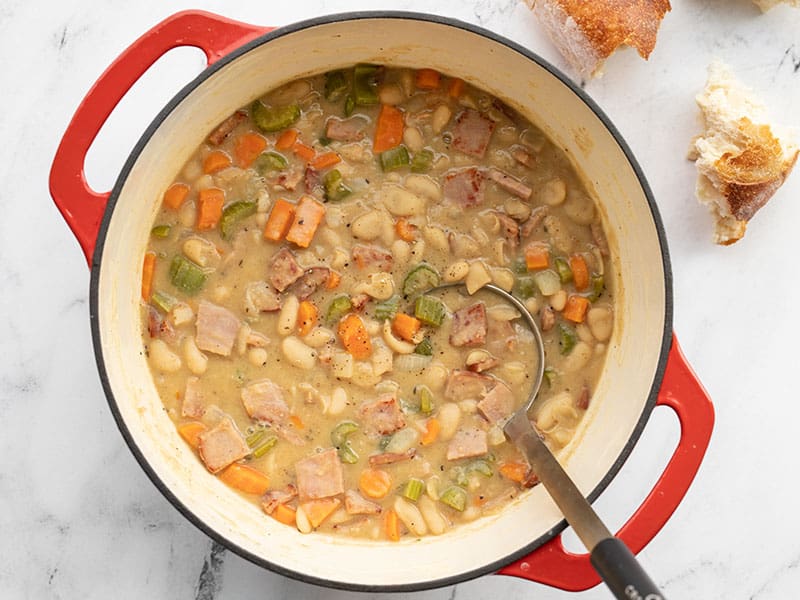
[591,538,665,599]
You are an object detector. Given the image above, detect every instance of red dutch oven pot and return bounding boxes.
[49,11,714,592]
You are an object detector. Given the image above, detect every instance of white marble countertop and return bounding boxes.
[3,0,799,597]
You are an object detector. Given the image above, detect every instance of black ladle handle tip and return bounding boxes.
[590,537,666,600]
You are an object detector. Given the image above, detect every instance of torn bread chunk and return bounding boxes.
[525,0,671,77]
[690,61,798,245]
[753,0,800,11]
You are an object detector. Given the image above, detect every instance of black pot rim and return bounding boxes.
[89,10,673,593]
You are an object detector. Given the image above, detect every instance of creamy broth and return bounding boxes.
[141,65,614,540]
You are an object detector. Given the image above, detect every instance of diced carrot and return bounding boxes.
[275,128,298,150]
[196,188,225,231]
[415,68,441,90]
[263,198,296,242]
[392,313,421,342]
[162,182,190,210]
[326,270,341,290]
[569,254,590,291]
[309,152,341,171]
[219,463,271,495]
[359,468,392,499]
[293,141,316,163]
[338,313,372,359]
[285,196,326,248]
[297,300,318,337]
[289,414,305,430]
[394,217,417,242]
[177,422,207,449]
[271,503,297,526]
[448,77,465,98]
[141,252,156,301]
[499,462,529,484]
[563,295,590,323]
[525,242,550,270]
[233,132,267,168]
[300,498,341,528]
[373,104,405,153]
[202,150,232,174]
[384,508,400,542]
[420,418,440,446]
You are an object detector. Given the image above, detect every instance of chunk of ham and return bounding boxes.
[487,167,533,200]
[261,484,298,515]
[344,489,382,515]
[244,281,281,315]
[273,169,303,192]
[287,266,331,300]
[446,428,489,461]
[182,376,206,419]
[443,167,485,208]
[477,382,515,424]
[268,247,304,292]
[450,303,488,348]
[325,116,367,142]
[352,244,393,272]
[521,206,548,239]
[241,380,289,424]
[197,417,250,473]
[196,301,240,357]
[452,109,496,158]
[445,370,495,401]
[358,394,406,437]
[591,222,610,257]
[304,166,321,196]
[147,306,177,344]
[510,145,536,168]
[208,110,246,145]
[368,448,416,466]
[487,318,517,356]
[494,211,520,249]
[295,448,344,500]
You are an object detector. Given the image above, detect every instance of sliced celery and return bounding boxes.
[588,274,605,302]
[543,366,558,387]
[513,275,537,300]
[414,337,433,357]
[326,295,352,323]
[324,70,348,101]
[246,429,267,447]
[251,100,300,133]
[468,459,493,477]
[402,263,440,297]
[353,64,380,106]
[374,295,401,321]
[151,225,171,238]
[418,386,434,414]
[254,151,288,174]
[220,201,256,240]
[323,169,351,202]
[410,149,434,173]
[331,420,359,447]
[414,295,445,327]
[151,290,176,313]
[558,323,577,356]
[379,145,410,172]
[440,486,467,511]
[344,94,355,117]
[251,435,278,458]
[402,478,425,502]
[169,255,206,295]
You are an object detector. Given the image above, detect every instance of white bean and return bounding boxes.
[438,403,461,441]
[304,327,334,348]
[431,104,452,134]
[393,497,427,536]
[178,201,196,228]
[564,190,596,225]
[465,261,492,294]
[524,297,540,314]
[378,83,404,105]
[351,211,384,241]
[383,321,416,354]
[549,290,567,311]
[418,496,447,535]
[331,248,348,270]
[487,304,520,321]
[278,295,299,336]
[539,178,566,206]
[459,399,478,414]
[576,323,594,344]
[194,174,215,191]
[587,307,613,341]
[331,351,353,379]
[487,425,506,446]
[149,339,181,372]
[372,341,394,376]
[498,361,527,386]
[183,237,220,268]
[383,185,426,217]
[295,505,313,534]
[183,337,207,375]
[560,341,592,373]
[403,126,424,152]
[421,362,448,391]
[248,347,268,367]
[443,261,469,282]
[169,302,194,327]
[423,226,449,251]
[405,174,442,201]
[350,362,381,388]
[543,215,573,253]
[504,197,531,221]
[281,336,316,369]
[329,387,348,415]
[426,475,441,501]
[182,159,202,182]
[391,239,411,264]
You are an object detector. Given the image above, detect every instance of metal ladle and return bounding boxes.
[433,283,665,600]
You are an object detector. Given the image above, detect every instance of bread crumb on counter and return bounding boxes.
[689,60,798,245]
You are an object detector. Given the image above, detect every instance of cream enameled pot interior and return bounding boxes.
[95,16,667,588]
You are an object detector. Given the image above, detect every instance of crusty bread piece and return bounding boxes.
[525,0,671,77]
[690,61,798,245]
[753,0,800,11]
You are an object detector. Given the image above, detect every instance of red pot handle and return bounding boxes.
[498,333,715,591]
[49,10,272,266]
